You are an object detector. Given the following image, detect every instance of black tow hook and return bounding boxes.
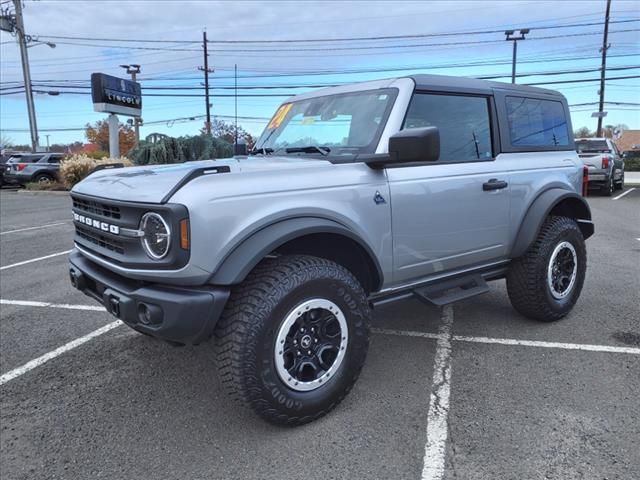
[69,268,86,291]
[108,296,121,317]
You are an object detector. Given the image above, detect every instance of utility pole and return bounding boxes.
[596,0,612,137]
[234,63,238,148]
[120,64,142,145]
[45,134,50,152]
[198,30,214,135]
[13,0,39,152]
[505,28,530,84]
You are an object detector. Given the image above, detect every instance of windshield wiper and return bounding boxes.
[248,147,274,155]
[285,146,331,156]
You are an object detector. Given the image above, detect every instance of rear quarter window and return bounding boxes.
[506,96,569,147]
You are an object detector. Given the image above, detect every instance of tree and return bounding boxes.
[602,124,628,139]
[574,127,594,138]
[200,119,256,149]
[85,119,136,156]
[0,134,14,149]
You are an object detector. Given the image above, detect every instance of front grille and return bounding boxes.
[71,192,189,270]
[73,197,121,219]
[76,224,125,254]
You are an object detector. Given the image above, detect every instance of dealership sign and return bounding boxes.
[91,73,142,117]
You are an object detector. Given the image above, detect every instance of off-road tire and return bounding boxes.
[214,255,371,426]
[507,216,586,322]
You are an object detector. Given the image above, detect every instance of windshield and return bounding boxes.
[576,140,611,154]
[254,88,397,155]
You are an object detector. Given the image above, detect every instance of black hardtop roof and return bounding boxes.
[408,74,562,97]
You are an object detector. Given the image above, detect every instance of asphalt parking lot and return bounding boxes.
[1,188,638,480]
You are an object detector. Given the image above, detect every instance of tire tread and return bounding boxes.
[214,254,370,425]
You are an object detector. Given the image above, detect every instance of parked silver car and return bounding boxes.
[68,75,594,425]
[3,152,64,186]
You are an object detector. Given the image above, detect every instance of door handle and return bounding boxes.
[483,179,509,191]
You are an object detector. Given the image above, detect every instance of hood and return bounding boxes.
[71,156,332,204]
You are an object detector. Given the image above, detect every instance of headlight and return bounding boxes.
[140,212,171,259]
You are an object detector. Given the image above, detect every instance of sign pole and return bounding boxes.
[108,113,120,158]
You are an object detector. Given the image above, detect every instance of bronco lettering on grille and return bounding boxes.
[73,212,120,235]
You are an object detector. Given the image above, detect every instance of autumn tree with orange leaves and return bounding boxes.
[85,120,137,156]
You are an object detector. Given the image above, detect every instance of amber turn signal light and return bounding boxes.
[179,219,190,250]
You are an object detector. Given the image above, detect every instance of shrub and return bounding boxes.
[59,154,133,189]
[624,157,640,172]
[128,135,233,165]
[25,181,67,191]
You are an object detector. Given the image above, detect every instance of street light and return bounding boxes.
[26,40,56,49]
[505,29,529,84]
[120,64,142,145]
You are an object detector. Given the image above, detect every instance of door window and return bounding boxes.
[404,93,493,162]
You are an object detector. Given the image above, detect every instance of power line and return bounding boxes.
[27,28,640,54]
[3,74,639,98]
[4,64,636,92]
[2,52,637,86]
[33,18,639,44]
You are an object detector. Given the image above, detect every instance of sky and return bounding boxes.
[0,0,639,148]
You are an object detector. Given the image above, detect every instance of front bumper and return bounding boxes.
[69,249,229,345]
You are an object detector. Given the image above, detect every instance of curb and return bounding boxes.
[16,190,70,197]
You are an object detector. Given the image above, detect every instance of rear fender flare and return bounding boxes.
[511,189,593,258]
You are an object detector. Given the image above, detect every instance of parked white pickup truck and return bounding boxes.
[576,137,625,195]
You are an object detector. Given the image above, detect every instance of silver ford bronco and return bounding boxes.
[69,75,594,425]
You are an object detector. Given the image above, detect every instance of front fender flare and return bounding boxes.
[511,189,593,258]
[209,217,382,286]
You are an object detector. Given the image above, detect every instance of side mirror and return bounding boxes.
[388,126,440,164]
[234,138,248,156]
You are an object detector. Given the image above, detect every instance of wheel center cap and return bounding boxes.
[300,335,312,349]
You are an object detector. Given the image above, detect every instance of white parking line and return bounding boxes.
[421,305,453,480]
[612,187,636,200]
[453,334,640,355]
[0,320,122,386]
[0,222,68,235]
[371,328,440,340]
[0,299,105,311]
[376,328,640,355]
[0,250,71,271]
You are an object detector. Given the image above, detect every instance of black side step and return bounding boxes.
[412,274,489,306]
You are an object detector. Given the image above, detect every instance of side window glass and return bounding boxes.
[506,96,569,147]
[404,94,493,162]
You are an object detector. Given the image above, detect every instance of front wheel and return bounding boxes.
[507,216,587,322]
[615,171,624,191]
[214,255,371,425]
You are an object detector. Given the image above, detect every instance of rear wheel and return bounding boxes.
[33,173,54,184]
[214,255,371,425]
[601,175,614,196]
[507,216,586,322]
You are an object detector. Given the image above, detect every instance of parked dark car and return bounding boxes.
[3,153,64,186]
